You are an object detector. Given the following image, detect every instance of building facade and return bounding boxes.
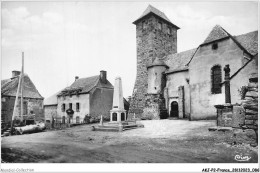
[1,71,44,124]
[129,5,258,120]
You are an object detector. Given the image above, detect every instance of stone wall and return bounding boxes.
[129,14,178,118]
[89,87,113,121]
[1,96,44,123]
[142,93,168,120]
[241,75,258,129]
[44,105,57,123]
[189,38,253,120]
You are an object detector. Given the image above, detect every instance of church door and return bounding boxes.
[170,101,179,117]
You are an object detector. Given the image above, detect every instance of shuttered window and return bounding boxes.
[211,65,222,94]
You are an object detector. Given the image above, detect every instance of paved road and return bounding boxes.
[1,119,258,163]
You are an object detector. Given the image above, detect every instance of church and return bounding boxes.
[129,5,258,120]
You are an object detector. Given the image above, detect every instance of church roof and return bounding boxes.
[133,5,180,29]
[235,31,258,56]
[165,48,197,73]
[57,75,113,96]
[168,29,258,73]
[202,25,229,45]
[147,56,168,68]
[1,74,44,99]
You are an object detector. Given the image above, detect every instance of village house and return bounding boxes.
[44,71,130,125]
[129,5,258,120]
[1,71,44,124]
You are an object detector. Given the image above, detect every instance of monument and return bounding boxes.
[92,76,144,132]
[110,77,126,122]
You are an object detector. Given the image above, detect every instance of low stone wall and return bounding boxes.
[241,76,258,130]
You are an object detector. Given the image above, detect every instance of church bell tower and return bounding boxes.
[129,5,180,118]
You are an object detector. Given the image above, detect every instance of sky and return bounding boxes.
[1,1,258,99]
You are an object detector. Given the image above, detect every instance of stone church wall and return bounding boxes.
[166,70,190,118]
[189,38,249,120]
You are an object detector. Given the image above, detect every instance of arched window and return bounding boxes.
[211,65,222,94]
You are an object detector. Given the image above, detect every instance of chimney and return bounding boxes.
[100,70,107,84]
[75,76,79,81]
[12,70,21,78]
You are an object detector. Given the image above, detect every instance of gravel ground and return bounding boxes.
[1,119,258,163]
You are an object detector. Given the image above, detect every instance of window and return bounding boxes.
[167,27,171,35]
[62,104,65,112]
[212,43,218,50]
[211,65,222,94]
[76,103,80,112]
[69,103,72,109]
[23,101,28,115]
[142,20,147,29]
[158,22,162,30]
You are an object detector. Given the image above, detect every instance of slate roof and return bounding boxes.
[165,48,197,73]
[133,5,180,29]
[57,75,113,96]
[1,74,44,99]
[147,56,168,68]
[202,25,229,45]
[235,31,258,56]
[44,90,61,106]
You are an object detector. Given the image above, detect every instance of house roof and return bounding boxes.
[57,75,113,96]
[44,90,61,106]
[133,5,180,29]
[202,25,229,45]
[165,48,197,73]
[1,74,44,99]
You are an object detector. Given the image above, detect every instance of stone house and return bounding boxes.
[44,71,129,124]
[1,71,44,123]
[129,5,258,120]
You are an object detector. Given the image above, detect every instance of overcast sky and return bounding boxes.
[1,1,258,99]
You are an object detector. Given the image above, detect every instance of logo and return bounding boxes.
[234,154,251,161]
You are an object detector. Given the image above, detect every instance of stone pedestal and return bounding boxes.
[215,104,233,127]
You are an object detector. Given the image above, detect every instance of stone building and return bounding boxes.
[44,71,130,124]
[1,71,44,123]
[129,5,258,120]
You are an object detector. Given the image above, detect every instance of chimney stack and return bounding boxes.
[12,70,21,78]
[75,76,79,81]
[100,70,107,84]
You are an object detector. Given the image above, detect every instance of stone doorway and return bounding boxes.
[170,101,179,117]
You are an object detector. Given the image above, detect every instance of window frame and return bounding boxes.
[76,103,80,112]
[158,22,162,30]
[211,65,222,94]
[62,103,65,112]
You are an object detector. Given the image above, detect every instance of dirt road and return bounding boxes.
[1,120,258,163]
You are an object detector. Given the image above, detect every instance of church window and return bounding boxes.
[69,103,72,109]
[212,43,218,50]
[158,22,162,30]
[211,65,222,94]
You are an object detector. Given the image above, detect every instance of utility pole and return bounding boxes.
[10,52,23,135]
[21,52,24,122]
